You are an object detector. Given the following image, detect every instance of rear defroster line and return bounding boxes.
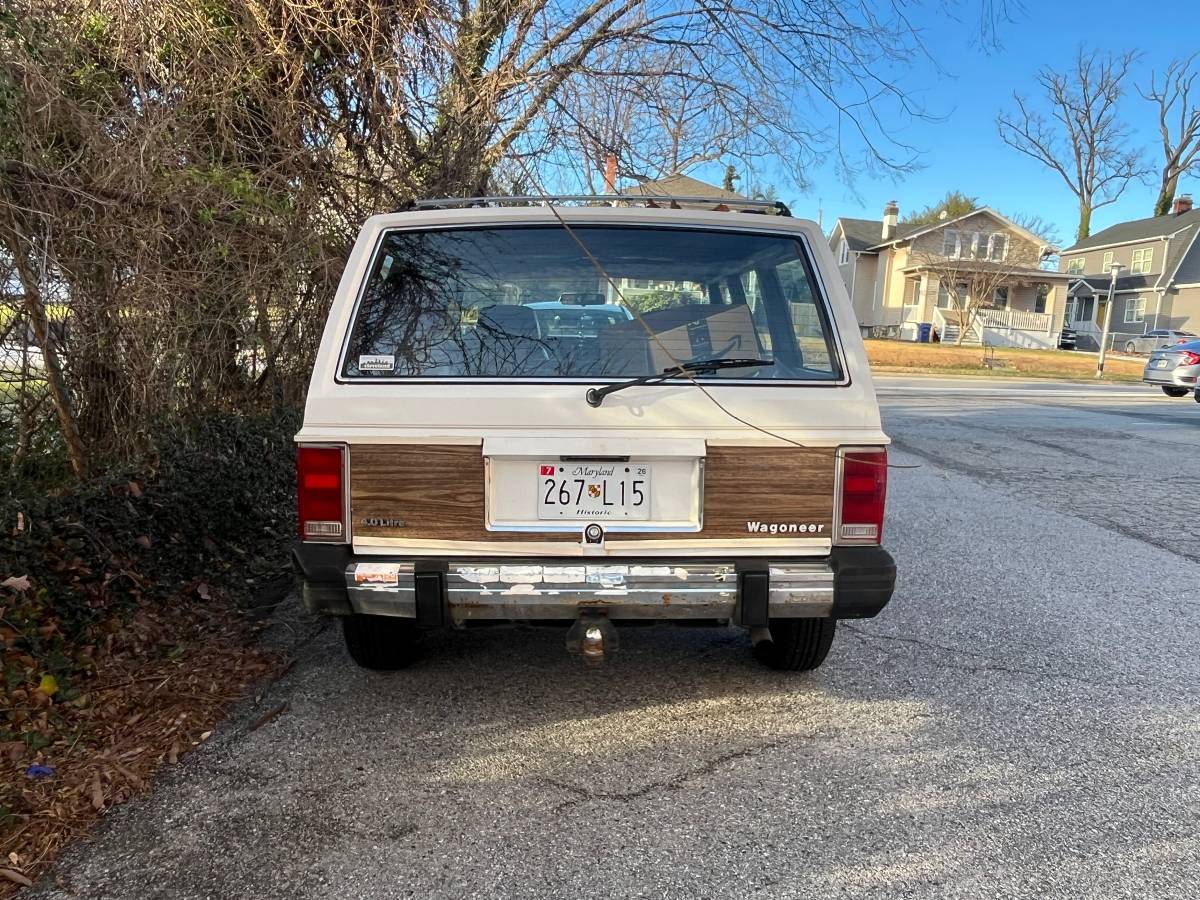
[510,159,916,471]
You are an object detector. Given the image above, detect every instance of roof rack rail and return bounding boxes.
[408,194,791,217]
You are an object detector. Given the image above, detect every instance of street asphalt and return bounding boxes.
[29,376,1200,899]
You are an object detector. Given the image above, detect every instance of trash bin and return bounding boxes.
[917,322,932,343]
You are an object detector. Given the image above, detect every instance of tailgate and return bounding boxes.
[349,440,837,552]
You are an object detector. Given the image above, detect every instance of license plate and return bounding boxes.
[537,462,650,520]
[1155,359,1169,368]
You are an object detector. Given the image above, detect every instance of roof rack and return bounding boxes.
[408,194,791,216]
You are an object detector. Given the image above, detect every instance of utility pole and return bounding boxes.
[1095,262,1124,378]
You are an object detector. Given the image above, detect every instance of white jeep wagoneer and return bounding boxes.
[293,196,895,672]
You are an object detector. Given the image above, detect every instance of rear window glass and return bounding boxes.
[341,225,841,380]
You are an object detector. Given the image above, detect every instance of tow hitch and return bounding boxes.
[566,612,619,666]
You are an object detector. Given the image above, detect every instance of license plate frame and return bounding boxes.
[1154,359,1170,368]
[536,462,652,521]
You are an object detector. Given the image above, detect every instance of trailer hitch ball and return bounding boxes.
[567,612,618,665]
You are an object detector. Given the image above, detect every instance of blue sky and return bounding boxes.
[696,0,1200,246]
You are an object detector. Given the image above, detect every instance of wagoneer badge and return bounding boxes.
[362,516,406,528]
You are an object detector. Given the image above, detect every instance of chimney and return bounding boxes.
[603,153,617,194]
[882,200,899,240]
[1174,194,1193,216]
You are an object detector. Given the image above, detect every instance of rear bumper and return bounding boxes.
[1143,365,1198,387]
[292,544,895,624]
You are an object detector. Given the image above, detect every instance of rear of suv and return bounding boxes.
[292,197,896,672]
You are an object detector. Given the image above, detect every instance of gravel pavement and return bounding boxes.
[29,378,1200,899]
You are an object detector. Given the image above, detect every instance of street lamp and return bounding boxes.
[1096,262,1124,378]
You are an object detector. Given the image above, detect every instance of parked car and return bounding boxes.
[1058,325,1077,350]
[292,197,896,673]
[1124,329,1196,354]
[1143,340,1200,397]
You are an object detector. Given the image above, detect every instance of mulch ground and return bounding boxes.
[0,604,280,895]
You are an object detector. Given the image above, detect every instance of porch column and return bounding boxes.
[918,274,930,322]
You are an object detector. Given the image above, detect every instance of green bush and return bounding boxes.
[0,408,300,695]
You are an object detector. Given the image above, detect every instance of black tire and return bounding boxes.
[1124,341,1137,353]
[342,614,423,670]
[1162,385,1190,398]
[753,618,837,671]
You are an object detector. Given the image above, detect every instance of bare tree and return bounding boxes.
[1140,54,1200,216]
[0,0,1014,476]
[997,48,1147,240]
[913,238,1047,345]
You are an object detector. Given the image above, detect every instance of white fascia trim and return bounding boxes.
[1062,224,1194,256]
[1156,226,1195,290]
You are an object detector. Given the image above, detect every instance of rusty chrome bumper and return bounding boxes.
[344,561,834,624]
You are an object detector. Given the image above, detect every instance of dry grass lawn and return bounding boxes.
[864,339,1144,382]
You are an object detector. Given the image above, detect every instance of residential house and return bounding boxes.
[828,202,1072,347]
[1059,195,1200,350]
[618,172,766,212]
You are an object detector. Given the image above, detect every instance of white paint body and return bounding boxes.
[298,205,888,558]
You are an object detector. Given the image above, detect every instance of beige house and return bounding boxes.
[828,202,1072,347]
[1059,195,1200,350]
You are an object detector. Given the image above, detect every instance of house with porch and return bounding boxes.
[1059,195,1200,350]
[828,202,1071,347]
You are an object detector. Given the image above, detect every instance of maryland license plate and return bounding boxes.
[537,462,650,520]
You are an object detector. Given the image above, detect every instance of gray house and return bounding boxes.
[1060,195,1200,350]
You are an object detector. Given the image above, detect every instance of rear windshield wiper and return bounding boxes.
[585,358,774,407]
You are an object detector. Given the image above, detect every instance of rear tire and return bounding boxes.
[1162,385,1189,398]
[753,618,837,671]
[342,614,423,670]
[1124,341,1137,353]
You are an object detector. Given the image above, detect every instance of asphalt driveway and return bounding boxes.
[30,378,1200,899]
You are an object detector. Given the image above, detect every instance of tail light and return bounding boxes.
[838,448,887,544]
[1179,351,1200,366]
[297,444,347,542]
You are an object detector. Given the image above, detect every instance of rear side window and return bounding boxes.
[340,225,842,381]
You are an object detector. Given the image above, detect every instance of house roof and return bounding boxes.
[833,206,1055,255]
[833,217,922,252]
[621,173,751,206]
[1070,272,1164,295]
[1062,208,1200,254]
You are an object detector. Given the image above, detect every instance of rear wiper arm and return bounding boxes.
[585,358,774,408]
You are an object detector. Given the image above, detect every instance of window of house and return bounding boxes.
[1101,250,1114,271]
[989,234,1008,261]
[936,281,966,309]
[992,286,1009,309]
[1123,296,1147,324]
[1034,285,1049,314]
[942,229,960,257]
[1066,257,1085,275]
[838,239,850,265]
[1130,248,1153,275]
[904,278,921,305]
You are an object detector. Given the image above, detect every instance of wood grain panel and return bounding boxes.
[700,446,836,538]
[351,444,836,542]
[352,445,571,541]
